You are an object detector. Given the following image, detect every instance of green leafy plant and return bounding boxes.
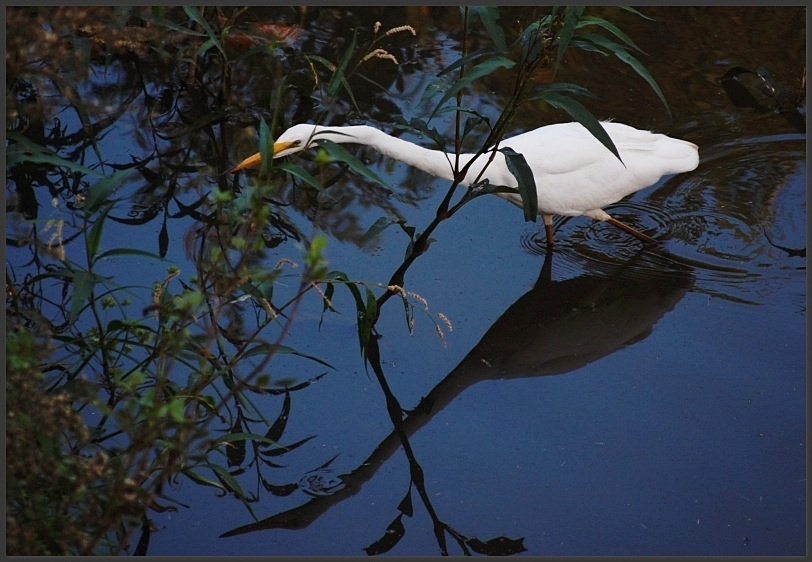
[6,5,670,556]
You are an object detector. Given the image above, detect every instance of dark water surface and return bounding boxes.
[6,6,805,556]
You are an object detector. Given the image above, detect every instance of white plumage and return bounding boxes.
[231,121,699,245]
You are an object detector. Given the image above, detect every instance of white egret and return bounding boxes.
[230,121,699,245]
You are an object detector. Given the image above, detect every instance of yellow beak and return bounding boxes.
[229,141,299,173]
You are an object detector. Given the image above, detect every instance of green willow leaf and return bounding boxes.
[614,49,671,117]
[206,463,250,500]
[84,169,131,215]
[196,37,218,58]
[259,117,273,176]
[6,134,100,176]
[575,15,647,55]
[183,468,228,491]
[70,270,96,324]
[241,342,334,369]
[276,162,334,195]
[437,47,497,77]
[500,147,537,223]
[537,92,622,163]
[86,202,114,261]
[328,29,356,98]
[183,6,225,57]
[430,56,516,119]
[517,15,552,64]
[400,117,446,149]
[354,287,378,357]
[363,216,406,242]
[315,139,392,193]
[571,33,626,57]
[528,81,599,100]
[470,6,507,52]
[554,6,586,75]
[620,6,656,21]
[568,38,611,56]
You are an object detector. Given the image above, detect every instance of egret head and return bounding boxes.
[230,123,322,173]
[273,123,322,157]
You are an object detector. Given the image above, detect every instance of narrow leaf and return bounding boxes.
[242,343,334,370]
[572,33,628,57]
[196,37,219,58]
[430,56,516,119]
[315,139,392,192]
[183,6,225,57]
[518,17,551,64]
[620,6,656,21]
[470,7,507,52]
[575,15,647,55]
[554,6,586,75]
[528,81,599,100]
[328,30,356,98]
[614,49,671,117]
[568,38,612,56]
[84,169,131,215]
[206,463,249,500]
[363,216,405,243]
[259,117,273,176]
[277,162,337,197]
[86,202,113,260]
[183,468,227,491]
[226,417,246,467]
[437,47,497,77]
[6,134,100,176]
[537,92,622,164]
[400,118,446,150]
[71,270,95,323]
[500,148,537,223]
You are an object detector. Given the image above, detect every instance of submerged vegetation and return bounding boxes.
[7,6,671,555]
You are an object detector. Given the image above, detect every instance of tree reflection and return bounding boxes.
[220,249,694,555]
[10,5,789,556]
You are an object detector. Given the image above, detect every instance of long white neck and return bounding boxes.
[313,125,496,186]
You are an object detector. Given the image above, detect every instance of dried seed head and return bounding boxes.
[362,48,399,64]
[434,323,447,347]
[385,24,417,37]
[406,290,428,310]
[437,312,453,332]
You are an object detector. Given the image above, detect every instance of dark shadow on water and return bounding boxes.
[220,248,695,540]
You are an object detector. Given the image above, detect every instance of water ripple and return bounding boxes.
[517,134,804,306]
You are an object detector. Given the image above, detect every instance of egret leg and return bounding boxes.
[586,209,658,245]
[542,214,555,247]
